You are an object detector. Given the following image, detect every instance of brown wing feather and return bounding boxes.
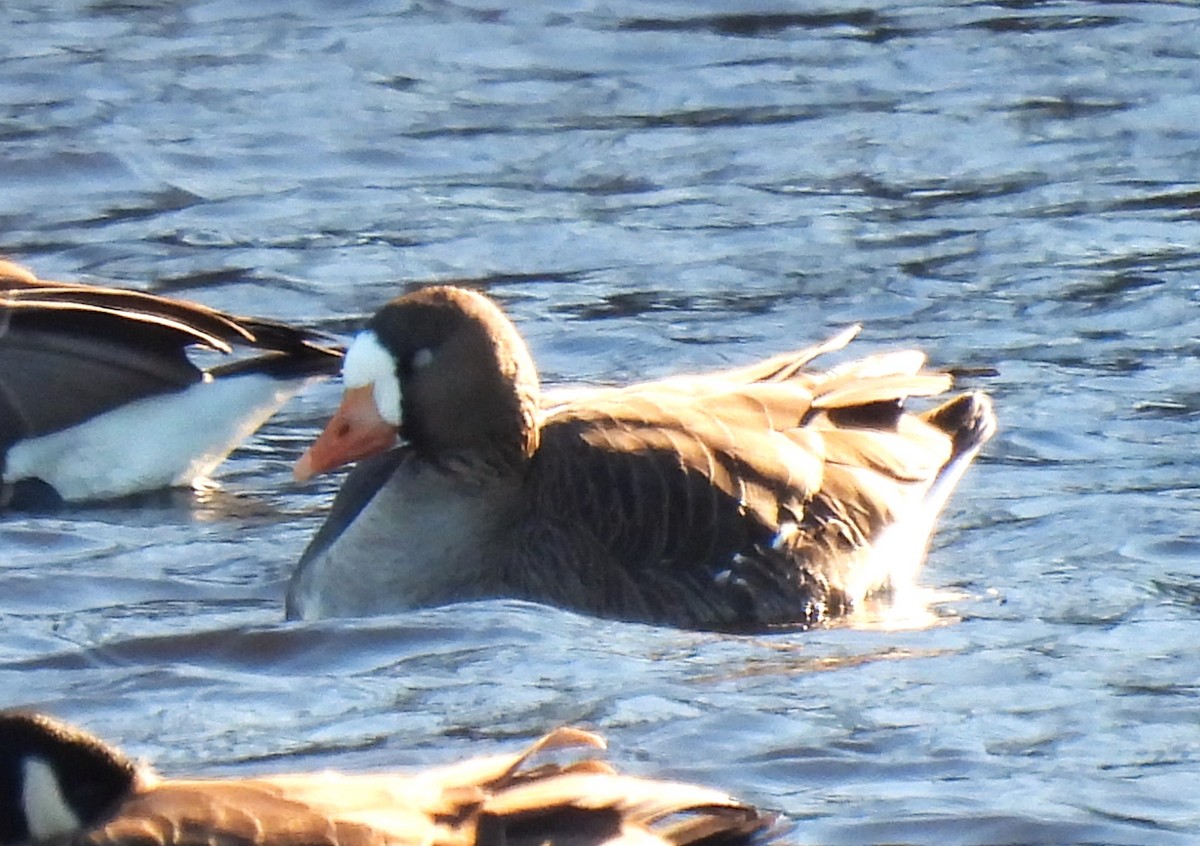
[512,331,976,629]
[631,325,862,389]
[80,729,774,846]
[87,781,395,846]
[0,260,39,287]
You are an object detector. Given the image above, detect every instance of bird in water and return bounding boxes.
[288,285,995,631]
[0,710,781,846]
[0,260,342,507]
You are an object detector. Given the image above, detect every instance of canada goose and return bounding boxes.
[0,710,779,846]
[287,285,995,630]
[0,260,341,506]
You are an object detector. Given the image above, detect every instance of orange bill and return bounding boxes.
[294,385,399,481]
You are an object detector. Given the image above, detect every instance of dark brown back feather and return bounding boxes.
[501,341,979,630]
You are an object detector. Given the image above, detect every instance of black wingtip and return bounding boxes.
[924,391,997,457]
[206,343,344,380]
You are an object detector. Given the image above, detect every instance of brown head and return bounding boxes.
[295,286,541,480]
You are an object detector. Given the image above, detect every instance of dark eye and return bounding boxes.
[404,347,435,375]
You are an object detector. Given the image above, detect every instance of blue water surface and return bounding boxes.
[3,2,1200,843]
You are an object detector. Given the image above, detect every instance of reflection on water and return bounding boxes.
[3,0,1200,843]
[845,586,966,633]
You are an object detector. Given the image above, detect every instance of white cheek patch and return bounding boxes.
[22,757,83,841]
[343,330,402,426]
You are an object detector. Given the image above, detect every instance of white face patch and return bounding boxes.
[22,757,83,841]
[343,330,402,426]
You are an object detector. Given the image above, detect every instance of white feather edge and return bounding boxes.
[849,434,989,601]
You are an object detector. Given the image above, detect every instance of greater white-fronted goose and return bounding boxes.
[0,710,778,846]
[0,261,342,507]
[287,286,996,631]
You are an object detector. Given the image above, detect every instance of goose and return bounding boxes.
[287,285,995,631]
[0,710,779,846]
[0,261,342,507]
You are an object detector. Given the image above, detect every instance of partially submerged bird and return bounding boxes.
[288,285,995,631]
[0,710,778,846]
[0,260,342,507]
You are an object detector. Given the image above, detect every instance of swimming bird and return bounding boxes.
[0,710,778,846]
[0,260,342,507]
[287,285,995,631]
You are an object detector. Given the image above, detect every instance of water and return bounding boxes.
[3,1,1199,843]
